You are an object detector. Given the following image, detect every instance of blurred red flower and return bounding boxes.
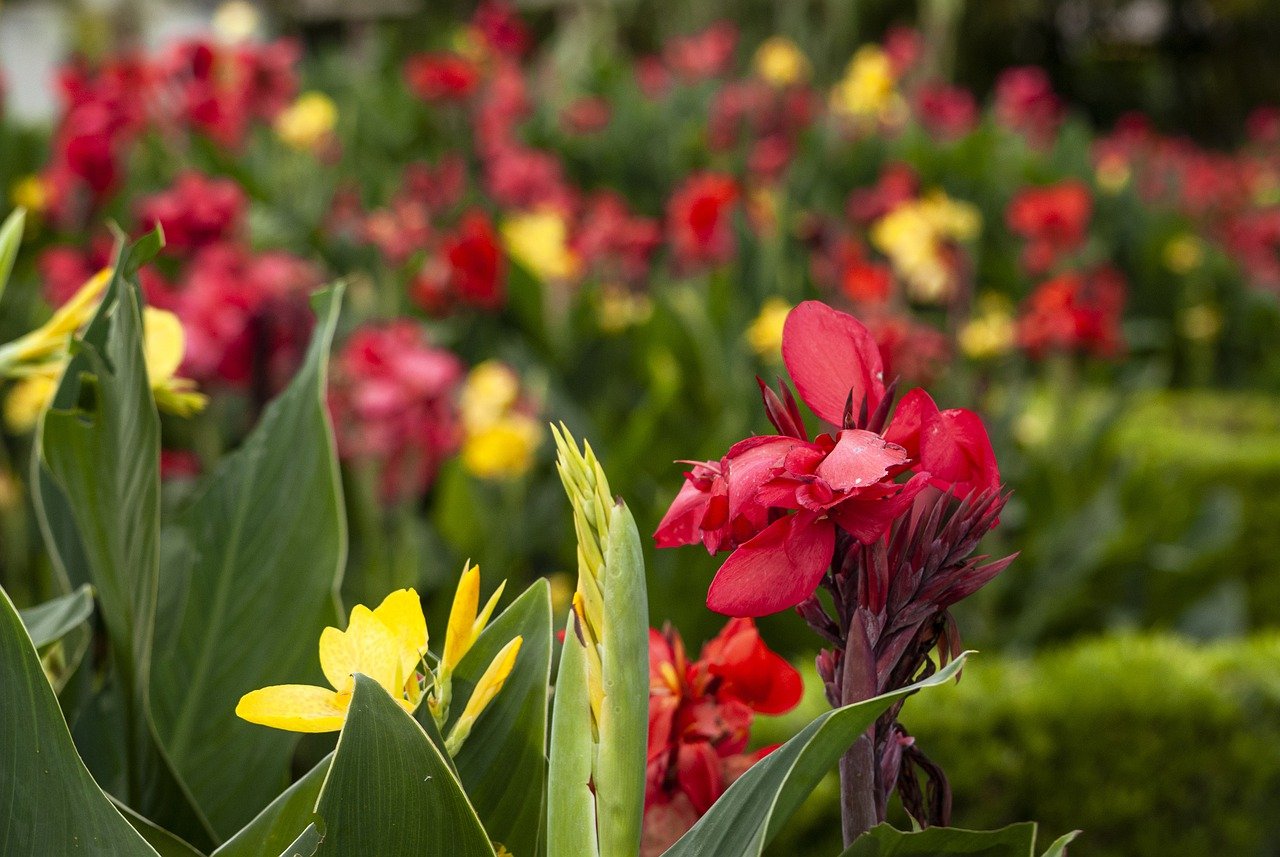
[663,22,738,82]
[1018,266,1127,358]
[994,66,1063,146]
[136,171,247,255]
[667,172,739,271]
[915,83,977,141]
[1007,180,1092,274]
[405,52,481,102]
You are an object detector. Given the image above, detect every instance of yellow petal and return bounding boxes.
[443,563,481,672]
[4,373,58,433]
[143,307,186,384]
[235,684,348,733]
[372,587,429,685]
[460,635,523,725]
[319,605,403,696]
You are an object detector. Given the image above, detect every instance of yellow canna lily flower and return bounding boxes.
[4,371,58,433]
[275,91,338,152]
[444,635,523,755]
[501,210,581,283]
[237,590,428,733]
[0,268,111,370]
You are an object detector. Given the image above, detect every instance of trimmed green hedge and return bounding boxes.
[759,634,1280,857]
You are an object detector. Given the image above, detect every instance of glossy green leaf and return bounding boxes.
[35,239,214,846]
[546,609,598,857]
[212,757,330,857]
[0,207,24,302]
[0,584,161,856]
[840,822,1038,856]
[441,579,552,856]
[660,655,969,857]
[1040,831,1081,856]
[312,674,496,857]
[150,287,347,838]
[19,583,94,648]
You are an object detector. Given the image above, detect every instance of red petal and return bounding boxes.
[815,429,910,492]
[676,741,724,815]
[654,477,713,549]
[706,513,835,617]
[919,407,1000,497]
[883,387,939,460]
[782,301,885,426]
[830,471,931,543]
[723,435,802,522]
[701,619,804,715]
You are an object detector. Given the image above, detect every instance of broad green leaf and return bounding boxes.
[150,287,347,837]
[0,584,161,856]
[546,610,598,857]
[277,825,321,857]
[440,578,552,857]
[212,757,330,857]
[36,239,214,846]
[114,799,208,857]
[840,822,1038,856]
[0,207,24,302]
[312,674,496,857]
[19,583,94,648]
[660,655,969,857]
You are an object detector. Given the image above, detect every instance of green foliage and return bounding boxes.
[840,822,1077,857]
[0,585,161,856]
[149,287,346,838]
[311,674,496,857]
[766,635,1280,857]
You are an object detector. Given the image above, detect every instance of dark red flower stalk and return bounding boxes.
[655,300,1011,843]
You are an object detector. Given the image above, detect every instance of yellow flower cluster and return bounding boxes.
[1163,233,1205,274]
[502,210,580,283]
[237,564,521,756]
[871,191,981,302]
[753,37,810,87]
[1,269,206,432]
[460,361,542,480]
[274,91,338,152]
[830,45,905,126]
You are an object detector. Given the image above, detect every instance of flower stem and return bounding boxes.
[839,610,881,846]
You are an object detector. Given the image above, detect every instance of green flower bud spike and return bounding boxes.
[547,425,649,857]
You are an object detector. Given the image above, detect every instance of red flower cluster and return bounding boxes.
[163,38,299,148]
[643,618,801,855]
[404,53,482,103]
[136,170,247,255]
[656,301,999,617]
[1018,267,1127,358]
[327,321,465,502]
[1006,180,1093,275]
[409,210,506,314]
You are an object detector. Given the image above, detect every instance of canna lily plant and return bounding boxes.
[0,228,1072,857]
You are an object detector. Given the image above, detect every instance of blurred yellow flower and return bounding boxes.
[459,361,542,480]
[597,285,653,333]
[502,210,580,283]
[959,294,1016,360]
[275,92,338,152]
[746,297,792,360]
[144,308,208,418]
[1163,233,1204,274]
[0,268,111,368]
[463,415,542,480]
[4,372,58,433]
[212,0,260,43]
[546,571,574,616]
[753,37,809,87]
[460,360,521,429]
[830,45,904,124]
[10,175,47,213]
[871,191,980,302]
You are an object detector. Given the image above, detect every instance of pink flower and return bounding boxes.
[136,171,247,255]
[663,22,738,82]
[994,66,1063,146]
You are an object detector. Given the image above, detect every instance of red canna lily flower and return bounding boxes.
[656,300,1000,618]
[643,618,801,854]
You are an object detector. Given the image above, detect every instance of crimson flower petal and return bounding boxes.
[815,429,910,492]
[701,618,804,715]
[918,407,1001,497]
[676,741,724,815]
[782,301,885,426]
[707,512,835,617]
[654,477,713,549]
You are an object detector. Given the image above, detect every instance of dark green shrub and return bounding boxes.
[759,634,1280,857]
